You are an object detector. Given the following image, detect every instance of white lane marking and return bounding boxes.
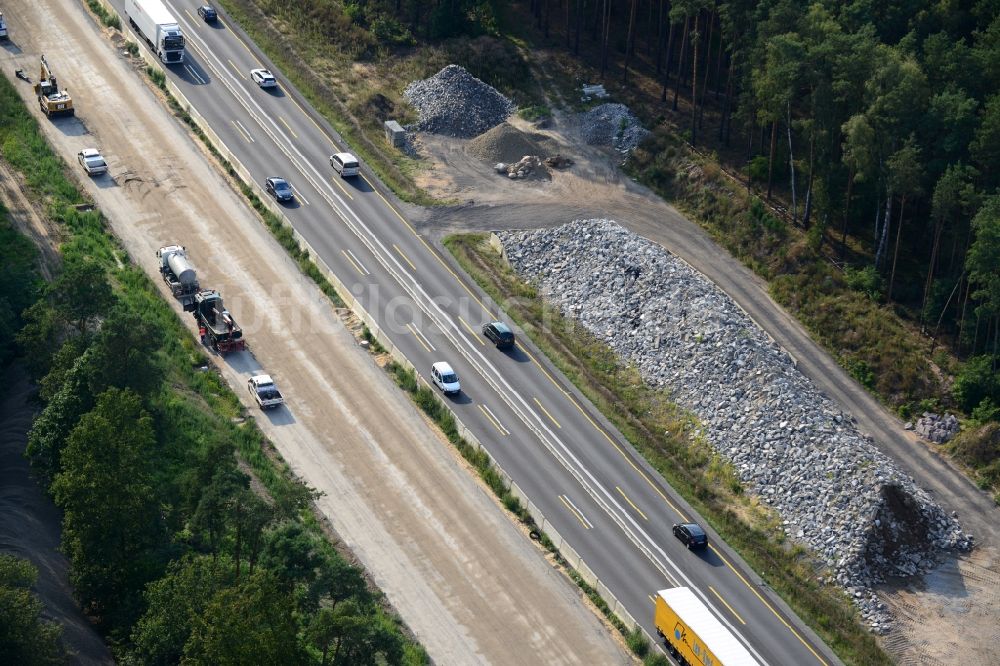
[479,404,509,436]
[344,248,369,275]
[161,7,770,662]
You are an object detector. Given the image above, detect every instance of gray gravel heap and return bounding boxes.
[914,412,960,443]
[497,219,972,633]
[579,103,649,153]
[404,65,515,139]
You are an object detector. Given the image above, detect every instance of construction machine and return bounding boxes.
[193,290,245,354]
[33,56,74,117]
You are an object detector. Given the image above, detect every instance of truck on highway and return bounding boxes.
[654,587,758,666]
[247,374,284,410]
[157,245,200,310]
[125,0,184,64]
[193,289,244,353]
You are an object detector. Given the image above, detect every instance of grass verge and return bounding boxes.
[445,233,892,666]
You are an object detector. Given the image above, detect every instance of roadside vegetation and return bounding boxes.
[0,72,425,664]
[0,554,65,665]
[447,233,890,665]
[213,0,1000,496]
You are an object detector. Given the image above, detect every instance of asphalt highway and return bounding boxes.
[111,3,842,663]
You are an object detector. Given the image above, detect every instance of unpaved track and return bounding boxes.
[0,365,114,665]
[0,3,630,664]
[416,115,1000,664]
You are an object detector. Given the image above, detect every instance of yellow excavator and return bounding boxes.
[33,55,74,117]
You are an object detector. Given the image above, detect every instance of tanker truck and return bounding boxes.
[125,0,184,63]
[157,245,200,310]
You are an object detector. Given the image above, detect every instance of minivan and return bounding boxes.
[431,362,461,395]
[483,321,515,349]
[330,152,360,178]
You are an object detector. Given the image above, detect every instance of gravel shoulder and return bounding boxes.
[416,110,1000,664]
[0,2,631,664]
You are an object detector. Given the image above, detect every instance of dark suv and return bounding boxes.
[482,321,515,349]
[197,5,218,21]
[672,522,708,550]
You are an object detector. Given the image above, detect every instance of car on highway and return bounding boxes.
[483,321,515,349]
[77,148,108,175]
[250,68,277,89]
[330,152,360,178]
[431,362,461,395]
[265,177,294,202]
[672,522,708,550]
[197,5,218,21]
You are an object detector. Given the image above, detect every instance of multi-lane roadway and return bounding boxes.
[111,2,840,663]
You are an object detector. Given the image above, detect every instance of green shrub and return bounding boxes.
[953,355,1000,412]
[844,265,883,300]
[626,625,650,656]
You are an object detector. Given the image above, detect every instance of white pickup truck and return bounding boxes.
[247,374,284,410]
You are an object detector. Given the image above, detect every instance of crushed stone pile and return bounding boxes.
[579,103,649,153]
[467,122,558,164]
[913,412,960,443]
[497,219,973,634]
[404,65,516,139]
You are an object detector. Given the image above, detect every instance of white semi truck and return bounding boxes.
[125,0,184,64]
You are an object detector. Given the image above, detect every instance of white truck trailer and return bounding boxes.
[125,0,184,63]
[654,587,759,666]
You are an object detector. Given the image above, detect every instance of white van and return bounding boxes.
[330,152,360,178]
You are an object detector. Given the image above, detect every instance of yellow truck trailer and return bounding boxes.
[654,587,759,666]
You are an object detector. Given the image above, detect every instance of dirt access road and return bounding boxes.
[0,2,631,664]
[415,116,1000,664]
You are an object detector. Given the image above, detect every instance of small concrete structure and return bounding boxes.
[384,120,405,148]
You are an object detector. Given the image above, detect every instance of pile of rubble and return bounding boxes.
[911,412,961,443]
[497,219,972,633]
[579,103,649,153]
[495,156,545,179]
[404,65,516,139]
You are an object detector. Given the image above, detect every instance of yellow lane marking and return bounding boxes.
[534,397,561,429]
[405,323,432,353]
[561,387,689,519]
[341,249,365,276]
[228,59,247,80]
[709,545,828,665]
[393,244,417,271]
[288,94,338,151]
[184,9,197,23]
[615,486,648,521]
[278,116,298,139]
[330,174,354,200]
[477,405,508,436]
[219,18,264,66]
[558,495,592,530]
[709,586,747,625]
[520,346,565,394]
[231,120,253,143]
[459,316,484,344]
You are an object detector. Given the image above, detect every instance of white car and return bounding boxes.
[77,148,108,175]
[431,362,461,395]
[250,68,277,88]
[330,152,360,178]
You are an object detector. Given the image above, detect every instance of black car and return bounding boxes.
[197,5,218,21]
[265,177,294,202]
[482,321,515,349]
[672,522,708,550]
